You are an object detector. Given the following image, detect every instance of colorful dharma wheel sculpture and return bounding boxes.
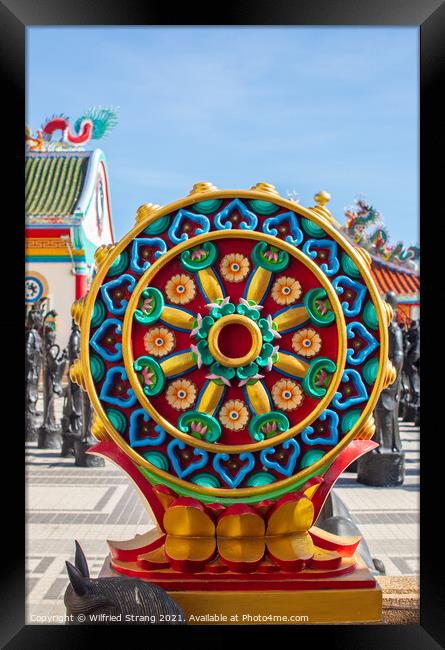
[72,183,394,585]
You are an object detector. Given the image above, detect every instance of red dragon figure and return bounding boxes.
[26,107,118,150]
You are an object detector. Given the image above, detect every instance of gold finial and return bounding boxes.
[188,182,218,195]
[311,190,338,225]
[250,182,279,195]
[314,190,331,207]
[94,244,115,269]
[91,412,108,441]
[70,359,86,391]
[135,203,161,225]
[71,296,86,327]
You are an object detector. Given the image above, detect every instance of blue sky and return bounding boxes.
[27,27,418,244]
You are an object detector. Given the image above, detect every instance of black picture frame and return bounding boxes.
[2,0,443,646]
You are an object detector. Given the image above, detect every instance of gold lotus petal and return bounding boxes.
[266,531,314,562]
[163,505,215,538]
[267,496,315,536]
[217,512,265,539]
[218,537,265,566]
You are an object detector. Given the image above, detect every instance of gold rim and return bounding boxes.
[79,187,388,498]
[122,230,347,453]
[207,314,263,368]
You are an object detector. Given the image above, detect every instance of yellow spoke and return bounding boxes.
[160,306,195,331]
[274,351,309,379]
[197,267,224,303]
[273,306,308,332]
[196,381,225,416]
[160,351,196,378]
[246,267,272,304]
[246,381,271,415]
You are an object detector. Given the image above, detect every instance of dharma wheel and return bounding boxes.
[72,183,392,505]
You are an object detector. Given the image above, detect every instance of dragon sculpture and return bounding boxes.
[25,107,118,151]
[343,198,419,270]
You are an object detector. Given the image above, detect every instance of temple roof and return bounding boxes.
[25,151,92,220]
[370,256,419,298]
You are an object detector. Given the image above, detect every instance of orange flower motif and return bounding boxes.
[144,327,175,357]
[166,379,197,410]
[219,399,249,431]
[271,276,302,305]
[165,273,196,305]
[292,328,322,357]
[272,379,303,411]
[220,253,250,283]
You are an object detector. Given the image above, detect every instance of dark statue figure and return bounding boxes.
[399,325,411,421]
[64,541,186,625]
[404,319,420,426]
[74,388,105,467]
[61,321,83,457]
[357,291,405,486]
[38,328,68,449]
[25,303,44,441]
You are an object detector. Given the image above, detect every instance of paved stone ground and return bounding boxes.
[25,396,419,624]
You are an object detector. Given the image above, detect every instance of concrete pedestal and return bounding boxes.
[357,450,405,487]
[37,425,62,449]
[75,439,105,467]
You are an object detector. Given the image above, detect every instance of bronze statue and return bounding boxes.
[399,324,410,420]
[38,328,68,449]
[25,302,44,441]
[64,541,186,624]
[357,291,405,486]
[374,292,404,452]
[61,321,83,456]
[405,319,420,425]
[74,386,105,467]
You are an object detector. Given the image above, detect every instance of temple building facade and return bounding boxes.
[369,257,420,325]
[25,148,115,348]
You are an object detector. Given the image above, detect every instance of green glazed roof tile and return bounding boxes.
[25,153,90,217]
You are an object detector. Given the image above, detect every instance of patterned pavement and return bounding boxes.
[25,397,419,624]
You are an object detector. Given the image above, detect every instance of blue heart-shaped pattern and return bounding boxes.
[302,239,340,276]
[167,439,208,478]
[332,369,368,410]
[332,276,367,317]
[213,452,255,488]
[214,199,258,230]
[101,274,136,315]
[301,409,339,446]
[90,318,123,362]
[99,367,137,408]
[263,211,303,245]
[129,409,166,448]
[260,438,300,477]
[346,322,379,365]
[168,209,210,244]
[130,237,167,275]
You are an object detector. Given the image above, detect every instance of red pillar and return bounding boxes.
[75,273,87,299]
